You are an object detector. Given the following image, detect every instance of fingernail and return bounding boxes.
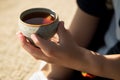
[31,34,36,38]
[17,34,23,41]
[31,34,38,41]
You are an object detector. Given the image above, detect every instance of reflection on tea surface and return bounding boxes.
[22,12,55,25]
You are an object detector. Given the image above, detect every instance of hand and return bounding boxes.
[17,21,82,69]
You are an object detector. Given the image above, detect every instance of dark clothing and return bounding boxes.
[77,0,108,17]
[77,0,114,51]
[74,0,116,80]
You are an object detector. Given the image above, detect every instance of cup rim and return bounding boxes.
[20,8,58,27]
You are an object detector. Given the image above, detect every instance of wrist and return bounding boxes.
[71,47,94,72]
[75,47,90,71]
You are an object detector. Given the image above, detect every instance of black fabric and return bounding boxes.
[76,0,108,17]
[87,9,114,51]
[76,0,114,51]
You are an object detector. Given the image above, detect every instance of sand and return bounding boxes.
[0,0,77,80]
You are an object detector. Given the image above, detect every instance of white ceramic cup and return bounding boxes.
[18,8,59,43]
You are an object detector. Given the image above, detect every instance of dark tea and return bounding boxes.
[22,12,55,25]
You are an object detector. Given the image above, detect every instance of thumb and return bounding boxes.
[57,21,71,44]
[57,21,66,35]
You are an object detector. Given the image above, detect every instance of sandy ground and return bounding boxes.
[0,0,77,80]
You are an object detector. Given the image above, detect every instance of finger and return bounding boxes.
[31,34,59,57]
[50,34,59,44]
[17,32,28,47]
[17,32,46,60]
[57,21,72,45]
[25,44,46,60]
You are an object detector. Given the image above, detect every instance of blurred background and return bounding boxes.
[0,0,77,80]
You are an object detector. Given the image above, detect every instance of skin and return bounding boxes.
[69,8,99,47]
[17,22,120,80]
[17,8,120,80]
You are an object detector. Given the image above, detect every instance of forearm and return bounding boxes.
[73,47,120,79]
[103,54,120,80]
[47,7,100,79]
[69,8,99,47]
